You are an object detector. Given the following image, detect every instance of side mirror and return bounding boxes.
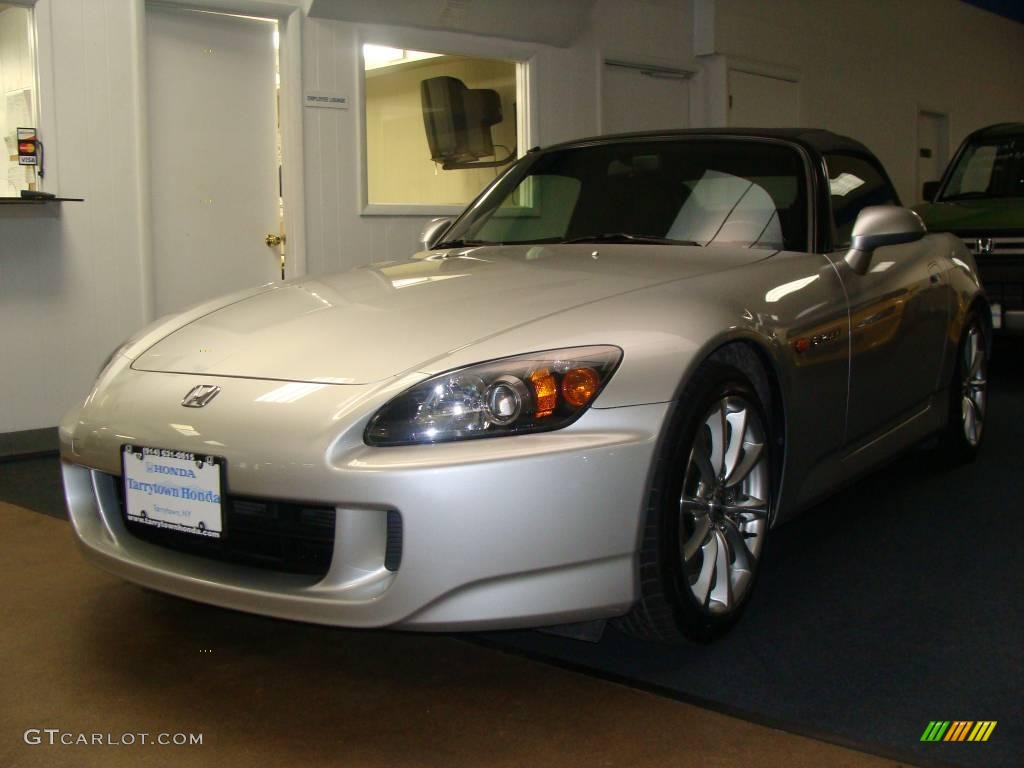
[419,217,454,251]
[922,180,940,202]
[844,206,926,274]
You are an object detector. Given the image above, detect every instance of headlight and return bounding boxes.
[364,346,622,446]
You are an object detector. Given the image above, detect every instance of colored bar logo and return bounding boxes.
[920,721,997,742]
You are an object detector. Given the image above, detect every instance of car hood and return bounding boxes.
[913,198,1024,234]
[132,243,770,384]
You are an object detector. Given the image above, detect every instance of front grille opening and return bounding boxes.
[115,481,336,577]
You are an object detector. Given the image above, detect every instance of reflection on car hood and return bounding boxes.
[913,199,1024,234]
[133,243,771,384]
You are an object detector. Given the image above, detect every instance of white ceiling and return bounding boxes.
[307,0,596,47]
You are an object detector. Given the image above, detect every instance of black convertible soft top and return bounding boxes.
[537,127,890,253]
[540,127,876,162]
[966,122,1024,140]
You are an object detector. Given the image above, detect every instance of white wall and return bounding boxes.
[706,0,1024,204]
[0,0,150,434]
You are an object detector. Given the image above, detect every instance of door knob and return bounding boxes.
[265,233,285,247]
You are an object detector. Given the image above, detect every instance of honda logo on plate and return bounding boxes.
[181,385,221,408]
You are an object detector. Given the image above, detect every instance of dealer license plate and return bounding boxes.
[122,445,225,538]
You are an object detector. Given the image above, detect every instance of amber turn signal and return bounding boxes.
[528,368,558,418]
[561,367,601,407]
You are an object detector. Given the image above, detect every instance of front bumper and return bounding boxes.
[60,365,666,630]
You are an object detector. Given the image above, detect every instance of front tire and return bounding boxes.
[938,310,988,464]
[619,361,774,644]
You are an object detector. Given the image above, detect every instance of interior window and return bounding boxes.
[362,45,522,207]
[1,4,39,196]
[825,154,899,248]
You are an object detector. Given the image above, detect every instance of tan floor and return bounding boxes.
[0,502,906,768]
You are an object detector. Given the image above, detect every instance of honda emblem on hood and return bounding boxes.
[182,385,221,408]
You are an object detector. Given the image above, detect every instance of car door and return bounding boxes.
[823,153,950,446]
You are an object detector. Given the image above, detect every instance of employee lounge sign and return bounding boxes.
[304,91,348,110]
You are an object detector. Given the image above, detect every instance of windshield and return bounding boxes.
[439,139,809,252]
[941,136,1024,200]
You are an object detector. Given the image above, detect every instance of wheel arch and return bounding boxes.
[703,337,788,526]
[655,330,790,527]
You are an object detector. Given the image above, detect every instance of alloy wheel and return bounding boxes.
[679,395,770,615]
[961,321,987,447]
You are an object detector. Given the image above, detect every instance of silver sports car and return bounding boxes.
[61,129,989,643]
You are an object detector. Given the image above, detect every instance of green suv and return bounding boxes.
[915,123,1024,333]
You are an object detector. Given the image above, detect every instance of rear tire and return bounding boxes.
[617,361,775,644]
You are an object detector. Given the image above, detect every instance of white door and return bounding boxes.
[601,63,690,134]
[147,6,282,316]
[728,70,800,128]
[916,111,949,202]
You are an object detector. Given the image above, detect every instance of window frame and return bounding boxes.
[938,135,1024,201]
[1,0,49,197]
[356,27,535,217]
[443,135,816,253]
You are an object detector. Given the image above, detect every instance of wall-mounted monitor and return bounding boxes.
[420,76,515,170]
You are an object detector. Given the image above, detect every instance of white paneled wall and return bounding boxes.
[0,0,149,433]
[710,0,1024,205]
[300,0,692,275]
[299,19,590,276]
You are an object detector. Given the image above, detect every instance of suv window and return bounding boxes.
[825,154,899,248]
[941,136,1024,201]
